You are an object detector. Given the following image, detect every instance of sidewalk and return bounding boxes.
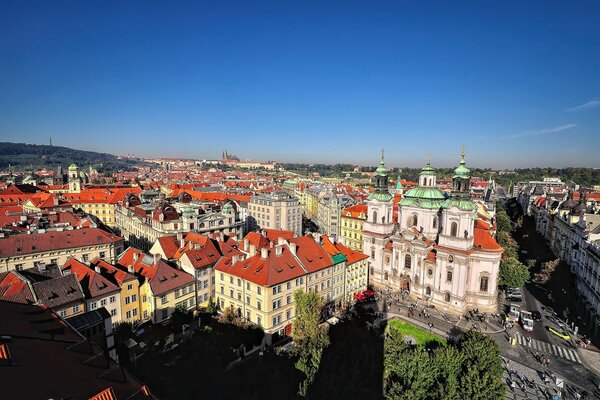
[578,347,600,378]
[374,296,506,336]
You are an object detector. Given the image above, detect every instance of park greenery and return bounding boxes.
[384,329,505,400]
[0,141,143,172]
[496,201,530,289]
[290,290,330,397]
[387,319,445,346]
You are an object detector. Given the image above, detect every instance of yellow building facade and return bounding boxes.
[340,204,367,251]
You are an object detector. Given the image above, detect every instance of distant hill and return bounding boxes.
[0,142,142,172]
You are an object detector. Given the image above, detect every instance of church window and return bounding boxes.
[385,255,390,265]
[371,238,375,244]
[450,222,458,237]
[433,216,438,229]
[445,292,451,302]
[404,254,411,269]
[384,272,389,281]
[372,211,377,223]
[448,255,454,263]
[480,276,489,292]
[425,286,431,296]
[427,268,433,277]
[447,271,453,282]
[382,216,385,224]
[371,250,375,259]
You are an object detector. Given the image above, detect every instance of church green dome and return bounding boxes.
[68,163,78,171]
[452,150,470,179]
[376,160,388,176]
[403,186,446,200]
[420,161,436,176]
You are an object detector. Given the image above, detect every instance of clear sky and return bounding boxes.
[1,1,599,168]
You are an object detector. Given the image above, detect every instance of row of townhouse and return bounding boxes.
[526,189,600,344]
[214,234,369,343]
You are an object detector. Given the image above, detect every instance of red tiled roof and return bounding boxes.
[242,231,271,251]
[341,204,367,219]
[63,188,142,205]
[214,246,306,286]
[89,257,137,286]
[0,271,35,304]
[263,229,294,242]
[62,258,120,299]
[473,228,503,253]
[0,229,123,258]
[289,236,333,273]
[118,248,193,295]
[334,242,368,265]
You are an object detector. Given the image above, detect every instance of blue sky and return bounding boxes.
[1,1,599,168]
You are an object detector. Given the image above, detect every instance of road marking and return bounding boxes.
[514,334,580,364]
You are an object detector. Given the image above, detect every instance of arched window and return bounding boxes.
[450,222,458,237]
[445,292,451,302]
[480,276,489,292]
[425,286,431,296]
[384,272,389,281]
[382,216,386,224]
[404,254,411,269]
[433,216,438,229]
[372,210,378,223]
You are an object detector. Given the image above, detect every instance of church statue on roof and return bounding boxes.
[362,146,503,316]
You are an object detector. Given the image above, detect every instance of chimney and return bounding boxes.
[277,237,286,246]
[189,241,193,250]
[153,253,161,265]
[289,242,297,256]
[94,266,101,273]
[261,230,267,237]
[249,244,257,257]
[133,252,139,261]
[243,239,249,251]
[261,247,268,259]
[275,245,283,256]
[128,265,134,274]
[232,255,239,264]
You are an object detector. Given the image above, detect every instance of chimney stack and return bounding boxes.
[249,244,256,257]
[128,265,134,274]
[277,237,286,246]
[153,253,161,265]
[133,252,139,261]
[94,266,101,273]
[243,239,249,251]
[289,242,297,256]
[261,247,268,259]
[275,245,283,256]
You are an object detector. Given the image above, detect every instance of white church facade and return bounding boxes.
[363,151,503,315]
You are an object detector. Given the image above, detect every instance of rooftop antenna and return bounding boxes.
[49,136,53,146]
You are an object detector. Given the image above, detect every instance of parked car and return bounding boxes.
[520,311,534,332]
[548,325,570,340]
[531,310,542,321]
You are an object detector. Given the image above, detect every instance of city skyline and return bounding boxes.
[1,1,599,168]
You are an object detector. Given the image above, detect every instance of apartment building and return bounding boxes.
[62,258,122,323]
[0,228,124,273]
[214,243,306,342]
[248,192,302,236]
[90,257,142,324]
[340,204,367,251]
[118,248,195,324]
[116,196,243,251]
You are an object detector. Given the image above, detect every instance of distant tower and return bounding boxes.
[68,163,81,193]
[49,137,53,146]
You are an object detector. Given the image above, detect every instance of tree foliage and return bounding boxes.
[291,290,330,397]
[499,257,530,288]
[384,330,504,400]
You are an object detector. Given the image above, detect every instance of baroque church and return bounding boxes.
[363,150,503,315]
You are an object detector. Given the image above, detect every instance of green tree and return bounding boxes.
[430,346,462,400]
[458,331,505,400]
[499,257,530,288]
[291,290,330,398]
[171,303,192,331]
[495,207,512,233]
